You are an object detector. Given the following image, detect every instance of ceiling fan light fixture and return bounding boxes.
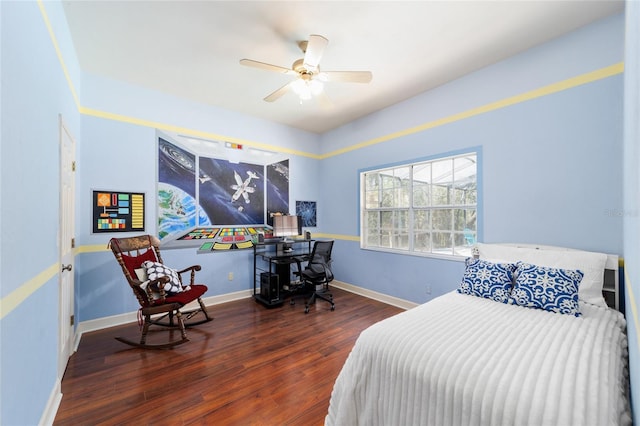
[291,78,323,101]
[239,34,371,104]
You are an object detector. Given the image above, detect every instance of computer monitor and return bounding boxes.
[272,215,302,240]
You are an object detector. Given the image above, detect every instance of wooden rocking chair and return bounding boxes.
[109,234,213,349]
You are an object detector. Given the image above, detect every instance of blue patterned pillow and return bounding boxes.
[509,262,583,316]
[457,258,516,303]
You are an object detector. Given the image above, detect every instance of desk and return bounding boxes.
[253,239,313,307]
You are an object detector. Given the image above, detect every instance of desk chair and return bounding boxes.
[109,234,212,349]
[297,240,335,314]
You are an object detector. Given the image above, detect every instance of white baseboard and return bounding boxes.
[39,379,62,426]
[330,280,418,310]
[75,285,415,345]
[75,289,254,346]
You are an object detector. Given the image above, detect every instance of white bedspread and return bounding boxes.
[326,292,630,426]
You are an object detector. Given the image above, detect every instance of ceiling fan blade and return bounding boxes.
[264,81,293,102]
[320,71,373,83]
[240,59,298,76]
[303,34,328,71]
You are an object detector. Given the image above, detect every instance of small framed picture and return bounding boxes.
[296,201,317,227]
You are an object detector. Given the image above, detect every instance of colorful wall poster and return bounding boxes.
[92,190,145,233]
[157,138,292,242]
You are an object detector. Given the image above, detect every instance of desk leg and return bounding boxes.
[276,263,290,291]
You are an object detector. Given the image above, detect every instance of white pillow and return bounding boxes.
[476,243,608,307]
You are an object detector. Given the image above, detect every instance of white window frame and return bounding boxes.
[360,150,479,259]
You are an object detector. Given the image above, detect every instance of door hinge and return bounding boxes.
[70,315,74,326]
[71,238,75,248]
[72,161,76,172]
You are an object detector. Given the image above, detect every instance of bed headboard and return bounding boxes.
[472,243,622,313]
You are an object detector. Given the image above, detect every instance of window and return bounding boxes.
[361,152,478,257]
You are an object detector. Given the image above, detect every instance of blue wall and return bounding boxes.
[1,2,635,425]
[1,1,82,425]
[73,12,626,316]
[321,14,624,304]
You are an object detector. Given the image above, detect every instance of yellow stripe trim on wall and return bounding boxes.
[78,63,624,161]
[321,63,624,159]
[80,106,323,160]
[76,245,109,254]
[1,263,59,320]
[313,233,360,242]
[37,1,81,110]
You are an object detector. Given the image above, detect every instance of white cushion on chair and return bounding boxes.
[134,268,148,281]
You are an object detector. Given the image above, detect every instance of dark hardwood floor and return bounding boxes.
[54,288,403,426]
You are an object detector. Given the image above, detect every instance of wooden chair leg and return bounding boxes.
[183,298,214,325]
[198,298,213,321]
[140,315,152,345]
[176,311,187,341]
[115,309,190,350]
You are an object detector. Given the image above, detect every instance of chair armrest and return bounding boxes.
[176,265,202,287]
[292,257,306,277]
[176,265,201,274]
[132,276,169,304]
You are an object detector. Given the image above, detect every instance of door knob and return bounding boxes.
[62,264,73,272]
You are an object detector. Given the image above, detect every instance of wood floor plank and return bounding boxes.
[54,288,403,425]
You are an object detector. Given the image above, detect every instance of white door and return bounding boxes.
[58,115,76,379]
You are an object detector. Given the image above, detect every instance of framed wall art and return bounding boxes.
[296,200,317,227]
[92,190,145,233]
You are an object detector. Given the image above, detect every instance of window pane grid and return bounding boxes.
[362,152,477,257]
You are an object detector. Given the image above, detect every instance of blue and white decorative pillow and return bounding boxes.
[142,261,184,294]
[457,258,517,303]
[508,262,583,316]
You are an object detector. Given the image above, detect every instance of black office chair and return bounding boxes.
[296,240,335,314]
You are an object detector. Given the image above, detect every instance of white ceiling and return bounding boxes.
[62,1,624,134]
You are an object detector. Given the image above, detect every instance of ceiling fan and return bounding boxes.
[240,34,372,103]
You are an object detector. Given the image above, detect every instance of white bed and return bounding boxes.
[326,244,630,426]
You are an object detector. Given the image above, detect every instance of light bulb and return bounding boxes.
[291,79,306,96]
[291,78,323,101]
